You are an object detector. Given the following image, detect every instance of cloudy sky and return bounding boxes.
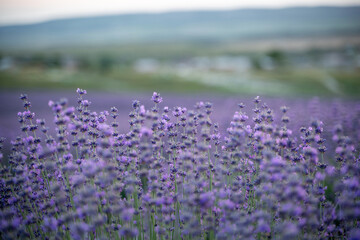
[1,0,360,26]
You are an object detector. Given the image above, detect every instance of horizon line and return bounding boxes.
[1,4,359,27]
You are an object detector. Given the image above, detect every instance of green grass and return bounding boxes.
[250,68,360,97]
[0,67,230,94]
[331,70,360,96]
[1,65,359,98]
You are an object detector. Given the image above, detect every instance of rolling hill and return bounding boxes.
[0,6,360,50]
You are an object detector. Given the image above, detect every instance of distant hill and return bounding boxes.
[0,6,360,50]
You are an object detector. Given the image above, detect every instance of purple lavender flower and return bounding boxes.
[1,89,359,240]
[151,92,163,104]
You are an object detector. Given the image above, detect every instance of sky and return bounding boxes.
[1,0,360,26]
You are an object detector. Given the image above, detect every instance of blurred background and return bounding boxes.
[0,0,360,97]
[1,0,360,154]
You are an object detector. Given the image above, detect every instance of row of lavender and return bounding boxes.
[0,89,359,240]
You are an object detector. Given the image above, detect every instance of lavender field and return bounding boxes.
[0,89,359,239]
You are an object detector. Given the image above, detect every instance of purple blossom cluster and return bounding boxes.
[0,89,359,240]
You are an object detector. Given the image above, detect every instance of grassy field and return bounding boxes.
[0,67,230,93]
[1,65,359,98]
[1,39,359,98]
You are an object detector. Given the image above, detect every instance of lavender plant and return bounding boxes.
[0,89,359,240]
